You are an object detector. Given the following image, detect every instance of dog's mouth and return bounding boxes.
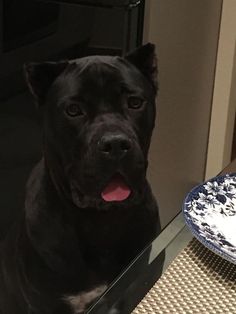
[101,173,132,202]
[70,168,145,209]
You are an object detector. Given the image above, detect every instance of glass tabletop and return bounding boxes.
[86,159,236,314]
[86,212,193,314]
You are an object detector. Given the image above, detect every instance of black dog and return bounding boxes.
[0,43,161,314]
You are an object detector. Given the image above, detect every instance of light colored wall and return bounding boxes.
[144,0,222,227]
[205,0,236,179]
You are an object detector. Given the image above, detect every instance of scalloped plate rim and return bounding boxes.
[182,172,236,265]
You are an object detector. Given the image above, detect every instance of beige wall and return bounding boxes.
[206,0,236,179]
[144,0,222,227]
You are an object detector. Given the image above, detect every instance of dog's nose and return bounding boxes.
[98,134,132,159]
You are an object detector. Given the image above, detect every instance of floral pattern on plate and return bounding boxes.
[183,173,236,264]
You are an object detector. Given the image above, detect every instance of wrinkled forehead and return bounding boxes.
[52,56,145,101]
[74,56,124,92]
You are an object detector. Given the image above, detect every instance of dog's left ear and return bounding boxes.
[24,61,69,106]
[125,43,158,94]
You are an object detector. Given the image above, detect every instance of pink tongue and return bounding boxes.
[101,175,131,202]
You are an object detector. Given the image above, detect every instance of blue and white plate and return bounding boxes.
[183,173,236,264]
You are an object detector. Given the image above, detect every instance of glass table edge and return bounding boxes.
[86,211,190,313]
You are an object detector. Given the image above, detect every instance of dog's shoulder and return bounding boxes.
[0,220,29,314]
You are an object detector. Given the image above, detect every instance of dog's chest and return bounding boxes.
[83,244,122,279]
[63,284,108,314]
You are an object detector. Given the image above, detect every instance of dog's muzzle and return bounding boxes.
[98,133,132,161]
[69,130,145,208]
[97,133,133,202]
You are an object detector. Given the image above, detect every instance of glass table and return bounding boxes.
[86,159,236,314]
[86,213,192,314]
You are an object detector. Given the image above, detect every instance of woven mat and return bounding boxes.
[132,238,236,314]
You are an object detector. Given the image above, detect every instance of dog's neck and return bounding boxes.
[24,158,147,275]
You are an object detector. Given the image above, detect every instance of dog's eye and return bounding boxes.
[65,103,84,117]
[128,97,144,110]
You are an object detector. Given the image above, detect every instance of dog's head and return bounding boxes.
[25,43,158,210]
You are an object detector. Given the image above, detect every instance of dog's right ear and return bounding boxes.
[24,61,69,106]
[125,43,158,94]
